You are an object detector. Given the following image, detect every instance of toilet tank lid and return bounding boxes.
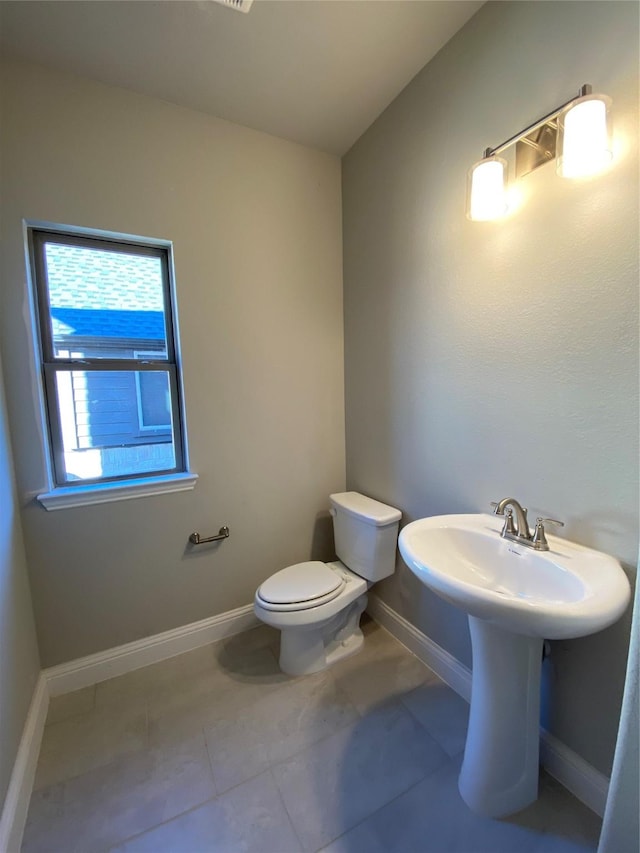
[329,492,401,527]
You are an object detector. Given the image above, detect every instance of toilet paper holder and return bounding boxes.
[189,526,230,545]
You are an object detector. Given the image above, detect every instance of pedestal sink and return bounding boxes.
[398,513,630,818]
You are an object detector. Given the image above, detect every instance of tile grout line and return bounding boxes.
[397,689,468,760]
[201,693,361,800]
[314,751,460,853]
[264,699,454,852]
[30,724,151,798]
[96,728,220,850]
[194,663,364,796]
[202,724,221,795]
[192,635,443,800]
[268,766,307,853]
[104,790,222,852]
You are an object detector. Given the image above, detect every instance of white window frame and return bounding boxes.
[26,221,197,510]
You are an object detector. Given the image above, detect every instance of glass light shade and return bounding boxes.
[467,156,508,221]
[557,94,612,178]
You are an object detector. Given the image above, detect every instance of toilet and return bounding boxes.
[254,491,401,676]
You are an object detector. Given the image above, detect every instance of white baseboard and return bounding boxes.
[539,728,610,817]
[367,593,609,817]
[44,604,259,697]
[0,675,49,853]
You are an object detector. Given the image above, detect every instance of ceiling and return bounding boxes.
[0,0,482,155]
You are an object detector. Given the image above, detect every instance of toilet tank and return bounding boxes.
[329,492,402,582]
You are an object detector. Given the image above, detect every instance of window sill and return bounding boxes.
[37,472,198,511]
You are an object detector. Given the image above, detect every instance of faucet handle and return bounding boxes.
[501,507,517,536]
[532,517,564,550]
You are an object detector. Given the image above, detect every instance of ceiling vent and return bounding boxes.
[211,0,254,12]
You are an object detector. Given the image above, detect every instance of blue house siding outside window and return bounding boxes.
[50,311,171,445]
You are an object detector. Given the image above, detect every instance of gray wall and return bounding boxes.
[0,59,345,666]
[0,350,41,807]
[343,0,638,777]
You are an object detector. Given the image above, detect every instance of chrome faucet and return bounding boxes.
[490,497,564,551]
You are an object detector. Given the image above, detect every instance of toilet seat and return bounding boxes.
[256,561,346,612]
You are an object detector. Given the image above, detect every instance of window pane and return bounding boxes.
[54,369,176,482]
[43,242,168,359]
[137,371,172,429]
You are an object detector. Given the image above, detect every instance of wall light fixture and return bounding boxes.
[467,84,612,221]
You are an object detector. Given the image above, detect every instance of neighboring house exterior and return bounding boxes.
[51,307,171,450]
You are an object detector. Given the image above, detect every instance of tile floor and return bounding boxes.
[23,618,602,853]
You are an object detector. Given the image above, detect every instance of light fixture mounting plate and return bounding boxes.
[515,121,558,179]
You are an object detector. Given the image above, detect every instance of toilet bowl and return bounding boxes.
[254,492,401,676]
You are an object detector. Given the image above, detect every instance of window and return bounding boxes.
[29,227,190,493]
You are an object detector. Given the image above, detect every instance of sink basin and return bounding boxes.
[398,513,630,639]
[398,512,630,819]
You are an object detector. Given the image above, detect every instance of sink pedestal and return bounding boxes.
[458,617,542,818]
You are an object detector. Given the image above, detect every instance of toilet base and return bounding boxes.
[279,593,368,676]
